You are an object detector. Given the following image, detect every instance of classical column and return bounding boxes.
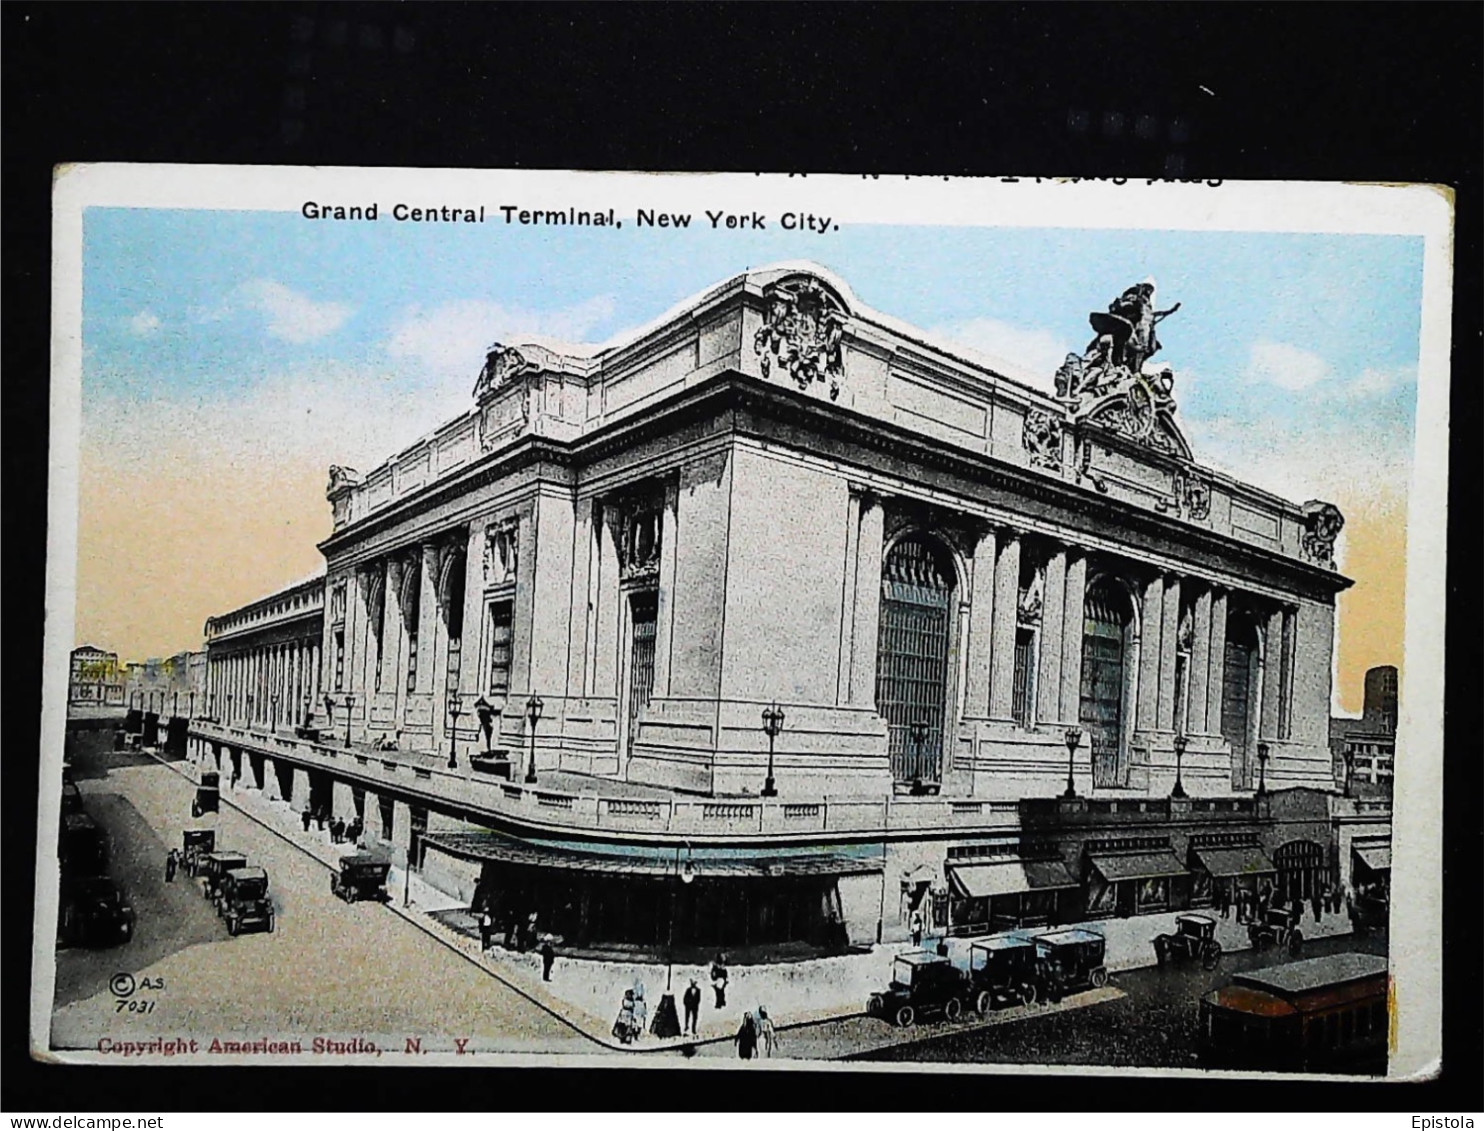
[835,491,863,706]
[653,477,681,698]
[460,523,486,700]
[963,526,998,718]
[420,541,443,743]
[1260,607,1285,739]
[848,495,885,707]
[1157,575,1182,732]
[988,529,1021,720]
[1204,589,1229,735]
[1188,585,1213,736]
[1037,545,1067,725]
[1060,550,1088,725]
[1137,574,1165,732]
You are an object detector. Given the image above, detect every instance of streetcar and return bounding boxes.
[1198,952,1388,1073]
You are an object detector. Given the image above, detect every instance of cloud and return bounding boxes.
[929,317,1072,382]
[126,310,162,336]
[202,279,355,343]
[387,295,617,377]
[1246,340,1331,392]
[1344,364,1416,399]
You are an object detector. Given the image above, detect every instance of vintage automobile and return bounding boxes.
[1154,913,1223,970]
[330,853,392,903]
[219,867,275,935]
[866,951,972,1028]
[182,829,216,877]
[191,771,221,818]
[58,876,135,948]
[1347,887,1389,937]
[1248,906,1304,955]
[968,935,1041,1012]
[199,850,249,905]
[1031,929,1110,1000]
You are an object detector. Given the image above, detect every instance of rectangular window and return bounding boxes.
[334,630,345,692]
[405,629,419,694]
[486,600,514,696]
[1173,651,1190,736]
[1279,608,1296,739]
[1011,628,1036,727]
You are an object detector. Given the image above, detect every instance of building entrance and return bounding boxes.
[1081,581,1132,788]
[876,534,955,786]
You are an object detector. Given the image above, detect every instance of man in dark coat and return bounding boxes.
[301,809,313,833]
[682,978,702,1037]
[164,849,178,883]
[540,938,556,982]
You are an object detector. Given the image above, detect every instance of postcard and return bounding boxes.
[34,165,1451,1079]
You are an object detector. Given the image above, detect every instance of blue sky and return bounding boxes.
[81,207,1424,502]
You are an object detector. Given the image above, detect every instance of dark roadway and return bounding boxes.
[852,928,1389,1071]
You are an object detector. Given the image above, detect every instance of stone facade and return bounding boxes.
[194,263,1357,953]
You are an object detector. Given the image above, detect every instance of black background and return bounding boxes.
[4,1,1480,1115]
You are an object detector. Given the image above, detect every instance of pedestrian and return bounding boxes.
[682,978,702,1037]
[1311,885,1323,924]
[301,809,312,833]
[756,1006,779,1057]
[164,849,178,883]
[734,1012,758,1060]
[478,908,494,953]
[316,809,327,832]
[522,910,539,953]
[541,937,556,982]
[631,985,648,1040]
[613,990,637,1045]
[1215,882,1230,920]
[910,909,924,948]
[710,953,729,1009]
[503,910,517,950]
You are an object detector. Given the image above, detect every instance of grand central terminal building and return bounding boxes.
[194,263,1367,955]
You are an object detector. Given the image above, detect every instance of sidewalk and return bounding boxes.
[163,748,1355,1056]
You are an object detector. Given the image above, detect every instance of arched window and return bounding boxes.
[1080,578,1136,788]
[875,533,957,787]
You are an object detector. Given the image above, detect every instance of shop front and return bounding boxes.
[946,855,1080,934]
[1187,838,1277,912]
[1084,842,1191,919]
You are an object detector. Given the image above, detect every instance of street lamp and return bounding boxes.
[1256,741,1270,796]
[524,695,544,784]
[908,720,929,797]
[1171,733,1189,799]
[447,692,463,770]
[1063,726,1083,799]
[760,703,785,797]
[173,691,180,718]
[342,693,356,748]
[188,691,195,720]
[270,693,280,732]
[655,840,695,1039]
[302,695,312,729]
[1342,747,1355,798]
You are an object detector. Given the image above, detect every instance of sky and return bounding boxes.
[76,209,1425,712]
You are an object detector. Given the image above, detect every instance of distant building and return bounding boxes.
[1329,665,1397,797]
[124,650,209,716]
[69,646,124,706]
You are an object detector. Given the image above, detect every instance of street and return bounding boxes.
[851,928,1389,1070]
[51,731,589,1057]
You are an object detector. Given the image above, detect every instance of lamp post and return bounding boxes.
[1342,748,1355,799]
[1063,726,1083,799]
[188,691,196,720]
[524,695,543,784]
[447,692,463,770]
[655,840,695,1039]
[760,703,785,797]
[270,693,280,732]
[908,720,929,797]
[302,695,312,729]
[342,693,356,748]
[173,691,180,718]
[1171,733,1189,799]
[1256,741,1270,796]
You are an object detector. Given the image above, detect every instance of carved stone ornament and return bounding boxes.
[1300,500,1345,567]
[754,275,848,400]
[617,504,662,583]
[483,519,519,587]
[1054,281,1191,458]
[1017,572,1044,627]
[473,344,537,401]
[1022,409,1065,471]
[326,465,361,498]
[1176,469,1211,521]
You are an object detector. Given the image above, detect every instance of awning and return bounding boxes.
[421,832,882,878]
[947,858,1077,899]
[1089,851,1188,883]
[1193,845,1278,879]
[1353,844,1392,872]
